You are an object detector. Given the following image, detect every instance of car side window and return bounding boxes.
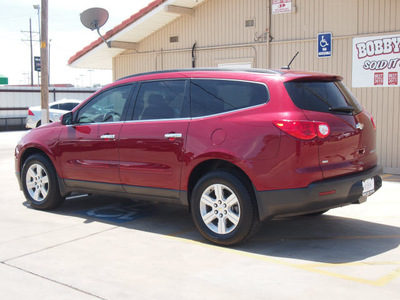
[190,79,269,117]
[58,103,77,111]
[132,80,188,120]
[76,85,132,124]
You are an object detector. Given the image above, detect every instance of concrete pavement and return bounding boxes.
[1,131,399,299]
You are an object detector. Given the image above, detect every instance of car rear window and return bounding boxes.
[284,81,362,114]
[191,79,269,117]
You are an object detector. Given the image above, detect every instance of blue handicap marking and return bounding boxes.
[318,32,332,58]
[79,202,152,223]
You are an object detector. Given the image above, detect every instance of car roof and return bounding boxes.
[118,68,283,81]
[97,68,343,92]
[52,99,82,104]
[118,68,341,82]
[279,70,343,82]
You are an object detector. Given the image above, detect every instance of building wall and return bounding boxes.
[269,0,400,173]
[113,0,269,76]
[113,0,400,173]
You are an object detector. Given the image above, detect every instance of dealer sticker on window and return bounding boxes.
[362,178,375,196]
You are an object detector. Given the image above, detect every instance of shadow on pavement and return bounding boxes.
[238,215,400,263]
[24,193,400,264]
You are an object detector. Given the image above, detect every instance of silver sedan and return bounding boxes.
[26,99,82,128]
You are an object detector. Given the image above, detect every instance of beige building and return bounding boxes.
[69,0,400,174]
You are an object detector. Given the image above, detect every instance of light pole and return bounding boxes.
[33,5,40,37]
[88,70,94,87]
[80,74,85,87]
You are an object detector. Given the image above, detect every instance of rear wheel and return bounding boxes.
[21,154,64,210]
[191,170,260,246]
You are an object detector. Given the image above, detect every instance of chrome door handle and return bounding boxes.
[100,134,116,139]
[164,133,182,139]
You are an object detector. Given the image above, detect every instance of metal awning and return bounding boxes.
[68,0,205,69]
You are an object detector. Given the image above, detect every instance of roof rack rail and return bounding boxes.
[118,68,283,81]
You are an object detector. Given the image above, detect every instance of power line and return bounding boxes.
[0,14,31,20]
[20,19,40,86]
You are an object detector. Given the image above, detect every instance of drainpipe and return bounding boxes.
[192,42,197,68]
[161,48,163,70]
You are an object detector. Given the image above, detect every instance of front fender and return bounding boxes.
[15,124,63,177]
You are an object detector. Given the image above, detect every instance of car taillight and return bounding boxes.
[28,109,34,116]
[273,120,331,140]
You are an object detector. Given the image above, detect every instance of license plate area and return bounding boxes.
[362,178,375,196]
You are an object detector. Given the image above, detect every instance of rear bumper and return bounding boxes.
[25,116,36,129]
[255,165,383,221]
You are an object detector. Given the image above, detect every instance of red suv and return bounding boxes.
[15,69,382,245]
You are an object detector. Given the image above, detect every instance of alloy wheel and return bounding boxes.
[199,183,241,234]
[25,163,49,202]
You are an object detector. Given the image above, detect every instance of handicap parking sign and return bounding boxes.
[318,32,332,58]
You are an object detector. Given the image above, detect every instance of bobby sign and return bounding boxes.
[352,34,400,87]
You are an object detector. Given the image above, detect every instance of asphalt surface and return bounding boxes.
[1,130,399,299]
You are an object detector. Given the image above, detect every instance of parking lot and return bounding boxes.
[1,130,399,299]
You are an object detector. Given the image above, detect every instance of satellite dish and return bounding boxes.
[80,7,109,31]
[80,7,111,47]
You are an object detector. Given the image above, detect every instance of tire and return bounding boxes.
[191,170,260,246]
[21,154,65,210]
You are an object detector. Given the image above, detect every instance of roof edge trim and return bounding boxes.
[68,0,167,66]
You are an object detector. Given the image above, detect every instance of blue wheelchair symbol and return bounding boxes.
[318,33,332,58]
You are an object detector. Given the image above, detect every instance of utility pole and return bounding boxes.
[29,18,33,86]
[21,19,39,86]
[40,0,49,125]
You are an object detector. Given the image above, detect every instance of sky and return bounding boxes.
[0,0,153,86]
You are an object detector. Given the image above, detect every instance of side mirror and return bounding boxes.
[61,112,73,125]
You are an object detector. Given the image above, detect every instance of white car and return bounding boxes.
[26,99,82,129]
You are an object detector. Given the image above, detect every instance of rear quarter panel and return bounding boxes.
[182,75,324,191]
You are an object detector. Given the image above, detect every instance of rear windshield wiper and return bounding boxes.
[328,106,355,113]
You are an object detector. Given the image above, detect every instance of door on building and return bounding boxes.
[218,62,252,69]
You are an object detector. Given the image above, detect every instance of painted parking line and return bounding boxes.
[164,232,400,287]
[75,196,400,286]
[298,261,400,287]
[167,229,197,237]
[382,174,400,182]
[253,234,400,242]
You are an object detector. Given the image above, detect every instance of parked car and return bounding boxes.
[15,69,382,246]
[26,99,82,128]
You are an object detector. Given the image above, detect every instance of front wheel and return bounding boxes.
[191,170,260,246]
[21,154,65,210]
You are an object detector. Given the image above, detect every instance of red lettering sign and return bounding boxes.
[388,72,398,85]
[374,72,384,85]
